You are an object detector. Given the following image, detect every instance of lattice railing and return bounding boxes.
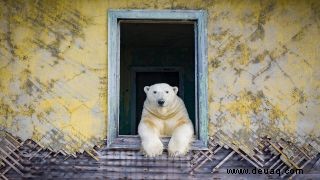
[189,133,319,179]
[0,131,101,179]
[0,133,24,180]
[0,131,319,179]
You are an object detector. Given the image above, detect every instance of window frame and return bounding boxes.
[107,9,208,150]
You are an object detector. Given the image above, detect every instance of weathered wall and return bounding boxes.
[0,0,319,157]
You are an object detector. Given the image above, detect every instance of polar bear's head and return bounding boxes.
[144,83,178,107]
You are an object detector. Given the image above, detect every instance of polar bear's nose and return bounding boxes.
[157,99,165,106]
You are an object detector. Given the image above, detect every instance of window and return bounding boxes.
[108,10,208,149]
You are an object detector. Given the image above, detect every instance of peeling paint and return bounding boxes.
[0,0,106,154]
[0,0,319,159]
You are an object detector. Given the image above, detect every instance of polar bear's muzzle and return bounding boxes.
[157,99,165,106]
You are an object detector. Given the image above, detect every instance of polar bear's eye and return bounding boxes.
[165,91,169,94]
[153,91,157,94]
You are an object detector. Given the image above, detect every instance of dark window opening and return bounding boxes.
[119,21,195,135]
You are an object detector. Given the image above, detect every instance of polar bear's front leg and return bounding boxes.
[138,121,163,157]
[168,122,194,157]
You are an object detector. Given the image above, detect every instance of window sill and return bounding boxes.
[107,135,208,150]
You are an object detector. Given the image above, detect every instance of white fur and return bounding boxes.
[138,83,194,157]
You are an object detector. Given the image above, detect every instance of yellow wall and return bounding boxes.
[0,0,319,156]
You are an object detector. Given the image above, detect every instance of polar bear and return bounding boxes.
[138,83,194,157]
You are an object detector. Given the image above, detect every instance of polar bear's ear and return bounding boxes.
[144,86,150,94]
[173,86,178,94]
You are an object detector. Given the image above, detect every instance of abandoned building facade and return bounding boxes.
[0,0,319,179]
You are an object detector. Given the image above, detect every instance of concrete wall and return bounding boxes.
[0,0,319,156]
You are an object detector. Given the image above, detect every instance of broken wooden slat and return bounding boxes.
[191,146,222,172]
[212,150,236,172]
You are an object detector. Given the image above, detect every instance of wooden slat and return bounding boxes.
[212,151,235,172]
[108,136,208,150]
[2,134,319,179]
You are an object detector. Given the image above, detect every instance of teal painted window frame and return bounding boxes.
[107,9,208,150]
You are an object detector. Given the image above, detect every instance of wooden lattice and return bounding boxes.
[0,133,24,180]
[189,135,319,179]
[1,131,319,179]
[265,137,317,179]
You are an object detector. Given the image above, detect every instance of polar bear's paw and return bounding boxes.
[168,140,190,157]
[141,139,163,157]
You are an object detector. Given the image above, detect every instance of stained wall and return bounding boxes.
[0,0,319,156]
